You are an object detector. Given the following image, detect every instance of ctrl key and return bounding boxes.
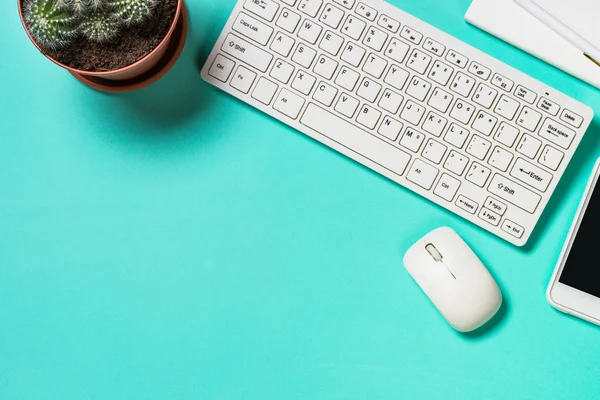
[501,219,524,239]
[208,54,235,82]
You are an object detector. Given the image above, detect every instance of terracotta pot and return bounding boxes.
[18,0,187,92]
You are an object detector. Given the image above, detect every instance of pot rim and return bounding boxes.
[17,0,183,77]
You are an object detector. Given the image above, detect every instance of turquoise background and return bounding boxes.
[2,0,600,398]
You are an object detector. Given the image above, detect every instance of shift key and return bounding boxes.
[488,174,541,214]
[222,33,273,72]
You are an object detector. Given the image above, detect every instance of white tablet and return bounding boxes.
[547,159,600,326]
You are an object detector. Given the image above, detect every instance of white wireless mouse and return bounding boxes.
[403,227,502,332]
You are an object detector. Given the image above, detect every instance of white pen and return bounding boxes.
[514,0,600,67]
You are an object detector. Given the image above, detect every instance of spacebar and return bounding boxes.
[300,104,411,176]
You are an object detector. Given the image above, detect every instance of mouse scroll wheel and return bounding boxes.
[425,244,443,262]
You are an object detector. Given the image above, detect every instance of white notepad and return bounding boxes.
[465,0,600,89]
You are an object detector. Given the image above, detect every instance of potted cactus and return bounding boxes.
[18,0,187,92]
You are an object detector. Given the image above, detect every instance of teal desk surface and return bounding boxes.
[2,0,600,399]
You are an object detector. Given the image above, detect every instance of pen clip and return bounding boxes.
[584,53,600,68]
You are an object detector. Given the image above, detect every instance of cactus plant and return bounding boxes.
[23,0,79,49]
[108,0,158,25]
[23,0,158,49]
[80,10,120,42]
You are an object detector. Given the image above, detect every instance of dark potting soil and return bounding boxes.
[25,0,178,72]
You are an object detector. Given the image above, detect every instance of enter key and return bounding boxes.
[510,158,553,192]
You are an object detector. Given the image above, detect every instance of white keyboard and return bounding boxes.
[201,0,593,246]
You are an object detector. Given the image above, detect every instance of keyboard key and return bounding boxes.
[491,73,514,92]
[299,0,323,17]
[356,2,377,20]
[446,50,468,69]
[434,173,461,201]
[494,122,519,148]
[333,0,355,9]
[502,219,524,239]
[363,27,388,52]
[407,49,432,74]
[233,12,274,45]
[539,118,576,149]
[270,59,295,83]
[466,135,491,160]
[450,72,476,97]
[406,76,432,102]
[335,65,360,91]
[334,93,360,117]
[510,158,552,192]
[422,139,447,164]
[313,54,338,79]
[428,61,454,86]
[537,97,560,116]
[479,208,501,226]
[400,101,426,126]
[292,43,317,68]
[357,77,382,102]
[378,15,400,33]
[281,0,298,5]
[341,15,366,40]
[356,104,382,129]
[423,113,447,137]
[494,95,520,120]
[222,33,273,72]
[468,61,491,80]
[362,53,388,78]
[319,4,344,29]
[466,162,491,187]
[277,9,301,32]
[270,32,295,57]
[488,146,513,172]
[319,31,344,55]
[472,110,497,136]
[473,83,498,109]
[485,197,507,215]
[230,65,257,93]
[251,77,278,105]
[560,109,583,128]
[444,123,469,149]
[291,70,317,94]
[401,26,423,44]
[407,159,439,190]
[313,81,338,106]
[456,195,478,214]
[378,116,403,141]
[301,103,411,177]
[516,107,542,132]
[444,150,469,176]
[385,39,410,64]
[539,145,564,171]
[400,127,426,153]
[341,42,366,67]
[488,174,541,213]
[244,0,279,21]
[515,85,537,104]
[428,87,453,113]
[298,19,323,44]
[378,88,404,114]
[516,134,541,159]
[423,37,446,56]
[450,99,475,124]
[208,54,235,82]
[273,88,305,119]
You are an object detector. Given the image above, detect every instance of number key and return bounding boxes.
[407,49,432,74]
[450,72,476,97]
